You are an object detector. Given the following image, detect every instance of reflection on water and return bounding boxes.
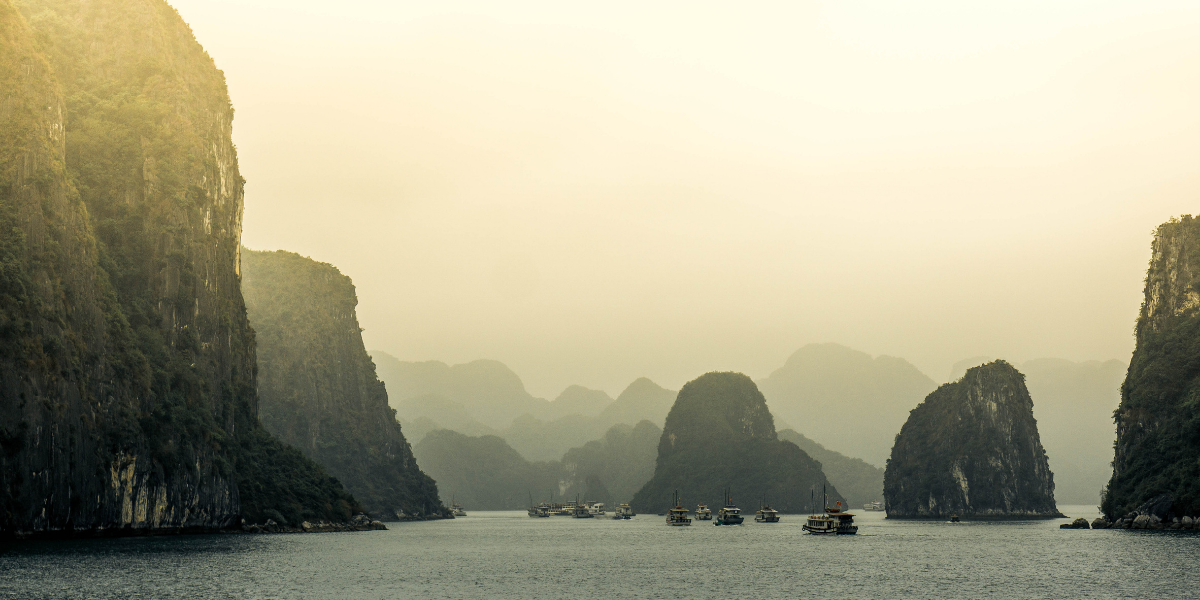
[1,506,1196,599]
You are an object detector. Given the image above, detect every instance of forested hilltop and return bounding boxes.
[1105,216,1200,521]
[0,0,359,537]
[631,372,841,514]
[241,249,446,519]
[885,361,1060,519]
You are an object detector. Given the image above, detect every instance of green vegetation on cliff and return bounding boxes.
[885,361,1059,518]
[0,0,358,535]
[1105,216,1200,519]
[631,372,839,514]
[241,249,446,519]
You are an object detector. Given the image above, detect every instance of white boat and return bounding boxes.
[451,502,466,517]
[755,505,780,523]
[587,502,606,517]
[862,500,885,512]
[715,489,743,525]
[803,501,857,535]
[612,503,634,520]
[665,492,691,526]
[695,504,712,520]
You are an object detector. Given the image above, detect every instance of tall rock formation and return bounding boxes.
[241,249,446,519]
[884,361,1060,518]
[1105,216,1200,520]
[0,0,357,537]
[630,372,840,514]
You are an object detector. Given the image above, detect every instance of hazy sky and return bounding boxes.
[173,0,1200,398]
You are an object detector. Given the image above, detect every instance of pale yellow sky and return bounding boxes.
[173,0,1200,398]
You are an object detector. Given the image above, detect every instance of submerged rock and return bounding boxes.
[1060,518,1091,529]
[884,361,1062,519]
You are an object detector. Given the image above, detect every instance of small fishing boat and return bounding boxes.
[695,504,712,521]
[949,515,961,523]
[613,503,635,519]
[755,504,780,523]
[665,492,692,526]
[715,489,744,525]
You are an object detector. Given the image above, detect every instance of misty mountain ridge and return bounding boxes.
[757,343,940,467]
[374,351,676,461]
[412,421,663,510]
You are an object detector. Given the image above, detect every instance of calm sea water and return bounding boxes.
[1,505,1195,599]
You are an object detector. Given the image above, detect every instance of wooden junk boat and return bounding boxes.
[755,499,780,523]
[803,501,857,535]
[666,492,692,526]
[613,503,635,520]
[715,488,744,525]
[802,487,857,535]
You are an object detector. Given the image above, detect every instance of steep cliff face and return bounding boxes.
[630,372,840,513]
[1104,216,1200,519]
[241,249,446,519]
[0,0,357,537]
[884,361,1060,518]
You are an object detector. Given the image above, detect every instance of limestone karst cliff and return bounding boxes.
[0,0,358,537]
[241,249,446,519]
[1104,216,1200,520]
[630,372,840,514]
[884,361,1060,518]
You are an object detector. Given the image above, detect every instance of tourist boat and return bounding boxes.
[666,492,692,526]
[695,504,712,521]
[803,488,857,535]
[863,500,885,512]
[572,499,594,518]
[755,504,780,523]
[451,497,466,517]
[613,503,634,520]
[715,489,744,525]
[527,501,550,518]
[587,502,606,517]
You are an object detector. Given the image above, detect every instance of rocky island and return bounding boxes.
[0,0,365,538]
[241,250,447,520]
[884,361,1061,519]
[1102,216,1200,526]
[630,372,841,514]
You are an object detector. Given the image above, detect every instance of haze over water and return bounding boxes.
[170,0,1200,398]
[3,509,1196,599]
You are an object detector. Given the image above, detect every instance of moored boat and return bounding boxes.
[863,500,885,512]
[451,501,466,517]
[803,488,857,535]
[715,489,744,525]
[666,492,692,526]
[755,504,780,523]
